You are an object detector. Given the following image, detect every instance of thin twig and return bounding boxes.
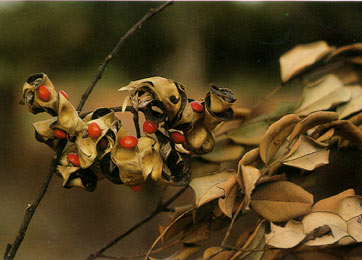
[87,186,188,260]
[4,141,66,260]
[76,1,174,112]
[221,200,245,247]
[97,239,181,259]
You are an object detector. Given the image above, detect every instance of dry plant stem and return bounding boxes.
[76,1,173,112]
[87,186,188,260]
[4,142,66,260]
[221,200,245,247]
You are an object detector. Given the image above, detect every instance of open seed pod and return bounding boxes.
[75,110,117,168]
[57,144,98,192]
[204,85,235,130]
[184,118,215,154]
[111,127,143,186]
[137,136,163,181]
[119,77,188,123]
[33,117,64,150]
[99,153,123,184]
[171,101,194,131]
[51,94,84,139]
[20,73,58,115]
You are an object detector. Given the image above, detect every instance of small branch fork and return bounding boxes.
[4,2,173,260]
[86,186,188,260]
[76,1,173,112]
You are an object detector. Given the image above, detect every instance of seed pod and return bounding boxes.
[75,111,117,168]
[137,136,163,181]
[111,127,143,185]
[33,117,63,150]
[50,94,84,139]
[119,77,188,123]
[20,73,59,115]
[184,119,215,154]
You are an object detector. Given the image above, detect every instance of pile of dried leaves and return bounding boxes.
[21,41,362,259]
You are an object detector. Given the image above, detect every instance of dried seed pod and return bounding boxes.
[99,153,123,184]
[111,127,143,185]
[137,136,163,181]
[33,117,63,150]
[20,73,58,115]
[65,167,98,192]
[75,110,117,168]
[51,94,85,139]
[184,119,215,154]
[171,101,194,131]
[119,77,188,123]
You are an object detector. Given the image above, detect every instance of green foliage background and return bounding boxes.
[1,2,362,259]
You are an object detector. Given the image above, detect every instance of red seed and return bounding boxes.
[53,129,67,139]
[120,136,138,148]
[190,101,204,112]
[67,153,80,166]
[170,132,185,144]
[98,137,108,150]
[88,122,101,139]
[143,120,158,134]
[59,90,69,100]
[38,85,51,102]
[130,185,142,192]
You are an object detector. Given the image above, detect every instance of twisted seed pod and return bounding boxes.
[33,117,62,150]
[20,73,58,115]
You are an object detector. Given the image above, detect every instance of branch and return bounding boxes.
[76,1,174,112]
[4,141,66,260]
[86,186,188,260]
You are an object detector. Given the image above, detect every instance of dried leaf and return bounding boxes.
[201,139,245,162]
[156,244,200,260]
[312,189,355,213]
[190,158,221,180]
[265,220,306,248]
[337,195,362,221]
[295,74,351,116]
[337,85,362,119]
[347,215,362,242]
[259,114,301,164]
[182,222,210,243]
[239,165,261,209]
[325,42,362,62]
[282,135,330,171]
[218,180,238,218]
[251,181,313,222]
[302,212,348,246]
[190,169,236,207]
[280,41,332,83]
[203,247,234,260]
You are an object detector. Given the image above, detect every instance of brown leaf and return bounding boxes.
[325,42,362,62]
[279,41,332,83]
[282,135,330,171]
[182,222,210,244]
[203,247,234,260]
[218,182,238,218]
[239,165,261,209]
[295,74,351,116]
[337,85,362,119]
[265,220,306,248]
[347,215,362,242]
[250,181,313,222]
[312,189,355,213]
[337,195,362,221]
[259,114,301,165]
[156,244,200,260]
[190,169,236,207]
[190,158,221,180]
[302,212,349,246]
[201,139,245,162]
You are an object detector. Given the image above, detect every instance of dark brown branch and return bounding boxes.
[76,1,173,113]
[4,141,66,260]
[86,186,188,260]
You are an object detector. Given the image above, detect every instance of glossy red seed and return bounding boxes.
[59,90,69,100]
[130,185,142,192]
[170,132,185,144]
[190,101,204,112]
[143,120,158,134]
[98,137,108,150]
[38,85,51,102]
[67,153,80,166]
[53,129,67,139]
[88,122,101,139]
[120,136,138,148]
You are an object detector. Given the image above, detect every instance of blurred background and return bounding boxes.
[1,1,362,259]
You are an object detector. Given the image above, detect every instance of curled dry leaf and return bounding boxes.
[259,114,301,165]
[189,158,221,180]
[203,247,234,260]
[250,181,313,222]
[294,74,351,116]
[265,221,306,249]
[154,244,200,260]
[239,165,261,209]
[282,135,330,171]
[218,177,238,218]
[189,169,236,207]
[325,42,362,62]
[337,195,362,221]
[201,139,245,162]
[302,212,349,246]
[347,215,362,242]
[279,41,332,83]
[312,189,355,213]
[337,85,362,119]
